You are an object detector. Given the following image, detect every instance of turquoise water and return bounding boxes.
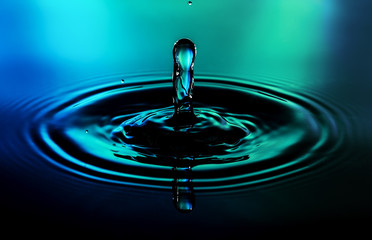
[34,75,352,191]
[1,0,372,238]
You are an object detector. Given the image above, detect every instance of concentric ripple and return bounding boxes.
[28,75,353,191]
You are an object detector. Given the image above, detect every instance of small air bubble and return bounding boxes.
[188,1,192,6]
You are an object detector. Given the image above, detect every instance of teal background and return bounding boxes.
[0,1,343,92]
[1,0,372,238]
[2,0,371,109]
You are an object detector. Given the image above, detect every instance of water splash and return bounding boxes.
[111,39,250,161]
[14,40,356,214]
[29,74,353,191]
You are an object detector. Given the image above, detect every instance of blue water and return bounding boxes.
[31,75,352,191]
[1,72,363,235]
[1,1,372,238]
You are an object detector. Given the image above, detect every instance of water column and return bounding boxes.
[172,38,197,124]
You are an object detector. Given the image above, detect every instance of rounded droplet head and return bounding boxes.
[173,38,196,70]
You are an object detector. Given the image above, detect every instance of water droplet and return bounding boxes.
[85,130,89,133]
[188,1,192,5]
[121,79,125,84]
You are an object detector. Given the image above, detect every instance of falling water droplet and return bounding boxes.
[188,1,192,6]
[121,79,125,84]
[85,130,89,133]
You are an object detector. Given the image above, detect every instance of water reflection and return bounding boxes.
[172,164,194,213]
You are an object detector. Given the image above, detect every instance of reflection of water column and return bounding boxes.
[172,160,194,213]
[172,38,197,123]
